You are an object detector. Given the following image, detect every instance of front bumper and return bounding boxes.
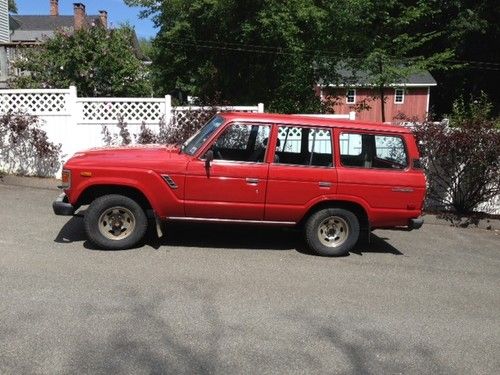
[53,193,75,216]
[409,217,424,230]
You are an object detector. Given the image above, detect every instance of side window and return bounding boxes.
[212,123,270,162]
[375,135,407,167]
[275,125,333,167]
[340,132,407,169]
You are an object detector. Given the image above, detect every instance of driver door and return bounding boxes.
[184,122,271,220]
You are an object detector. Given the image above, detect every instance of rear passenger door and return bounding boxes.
[265,124,337,222]
[336,131,424,223]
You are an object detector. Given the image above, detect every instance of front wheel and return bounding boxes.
[84,194,148,250]
[305,208,360,256]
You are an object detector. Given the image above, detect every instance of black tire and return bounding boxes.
[84,194,148,250]
[305,208,360,256]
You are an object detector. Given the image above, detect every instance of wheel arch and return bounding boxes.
[75,184,153,212]
[298,200,369,230]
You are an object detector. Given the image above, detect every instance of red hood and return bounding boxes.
[64,144,190,173]
[79,144,178,154]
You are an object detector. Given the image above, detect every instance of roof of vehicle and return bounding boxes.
[220,112,411,133]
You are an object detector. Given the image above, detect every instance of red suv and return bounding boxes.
[53,113,426,256]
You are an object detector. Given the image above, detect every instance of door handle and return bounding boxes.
[246,178,259,184]
[319,181,332,188]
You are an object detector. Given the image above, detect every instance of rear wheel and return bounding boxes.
[305,208,359,256]
[84,194,148,250]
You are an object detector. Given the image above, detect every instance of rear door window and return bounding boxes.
[275,125,333,167]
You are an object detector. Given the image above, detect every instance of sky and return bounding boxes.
[15,0,158,39]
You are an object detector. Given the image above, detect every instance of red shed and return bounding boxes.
[318,70,437,123]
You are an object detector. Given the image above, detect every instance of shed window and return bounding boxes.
[346,89,356,104]
[394,88,405,104]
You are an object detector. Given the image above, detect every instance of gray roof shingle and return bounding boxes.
[322,65,437,87]
[9,15,101,42]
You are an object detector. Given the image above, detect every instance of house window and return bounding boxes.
[346,89,356,104]
[394,88,405,104]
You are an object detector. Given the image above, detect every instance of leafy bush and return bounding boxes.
[0,112,62,177]
[159,107,219,145]
[134,122,158,145]
[413,97,500,214]
[101,116,133,146]
[105,108,220,147]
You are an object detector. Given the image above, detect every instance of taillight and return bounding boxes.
[61,169,71,189]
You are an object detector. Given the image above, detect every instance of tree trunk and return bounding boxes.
[377,57,386,123]
[379,85,386,122]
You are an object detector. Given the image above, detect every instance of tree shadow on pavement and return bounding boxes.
[48,286,449,374]
[54,217,404,256]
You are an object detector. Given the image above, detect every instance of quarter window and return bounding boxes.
[275,126,333,167]
[340,132,407,169]
[394,88,404,104]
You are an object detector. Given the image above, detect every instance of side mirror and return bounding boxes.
[204,149,214,169]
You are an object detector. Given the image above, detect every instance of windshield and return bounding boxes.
[181,115,225,155]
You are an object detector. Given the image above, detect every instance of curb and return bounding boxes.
[423,213,500,232]
[0,175,60,191]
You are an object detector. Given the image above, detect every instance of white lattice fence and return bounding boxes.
[0,87,264,126]
[0,89,71,115]
[78,98,168,124]
[0,86,266,178]
[171,105,263,129]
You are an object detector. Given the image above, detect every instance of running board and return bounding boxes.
[165,217,296,226]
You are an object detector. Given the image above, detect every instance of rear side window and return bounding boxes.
[275,126,333,167]
[340,133,408,169]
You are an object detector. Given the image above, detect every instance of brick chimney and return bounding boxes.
[50,0,59,16]
[73,3,87,31]
[99,10,108,29]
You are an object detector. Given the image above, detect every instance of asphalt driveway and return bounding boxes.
[0,182,499,374]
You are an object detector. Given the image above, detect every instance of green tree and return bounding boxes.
[8,0,17,13]
[126,0,342,112]
[339,0,455,122]
[10,25,152,97]
[126,1,488,118]
[427,0,500,117]
[138,37,154,61]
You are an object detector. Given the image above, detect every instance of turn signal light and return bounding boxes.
[60,170,71,189]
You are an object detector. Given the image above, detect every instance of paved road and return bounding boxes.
[0,183,499,374]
